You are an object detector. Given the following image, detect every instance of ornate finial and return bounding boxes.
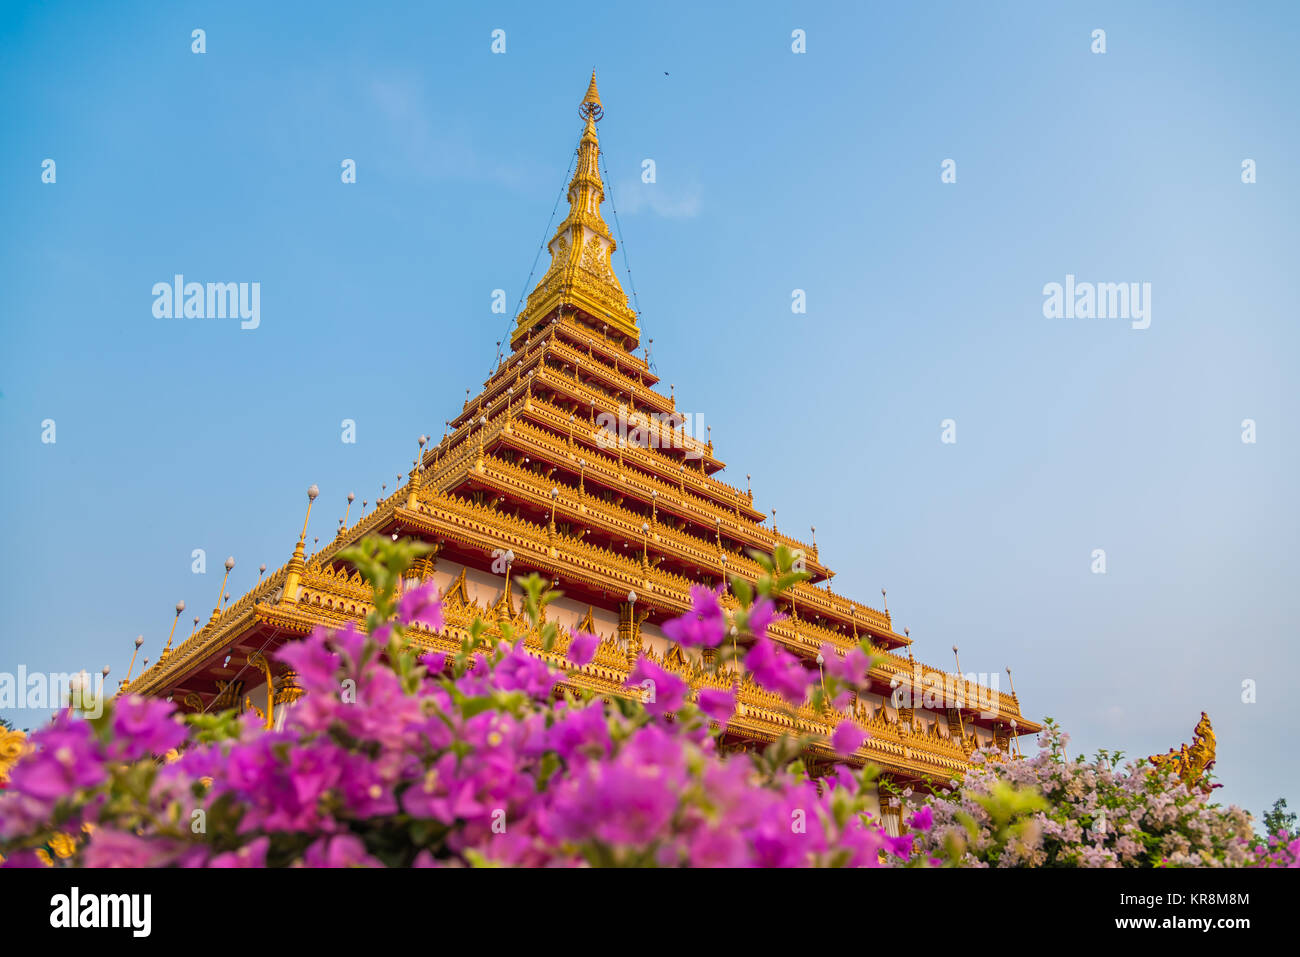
[580,70,603,121]
[160,599,186,658]
[1149,712,1216,791]
[125,635,145,683]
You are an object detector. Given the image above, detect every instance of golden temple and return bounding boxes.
[123,73,1040,822]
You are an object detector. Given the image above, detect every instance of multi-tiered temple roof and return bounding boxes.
[125,74,1040,793]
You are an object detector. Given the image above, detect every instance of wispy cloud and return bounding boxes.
[612,178,702,219]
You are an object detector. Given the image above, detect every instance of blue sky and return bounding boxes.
[1,1,1296,817]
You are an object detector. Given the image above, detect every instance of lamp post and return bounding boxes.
[210,556,235,623]
[301,485,319,542]
[161,600,185,658]
[625,589,637,657]
[502,548,515,606]
[124,635,144,685]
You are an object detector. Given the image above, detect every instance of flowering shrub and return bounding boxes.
[1246,829,1300,867]
[1,538,1288,868]
[0,540,917,868]
[909,719,1272,867]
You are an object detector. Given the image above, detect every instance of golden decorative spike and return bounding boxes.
[580,69,602,119]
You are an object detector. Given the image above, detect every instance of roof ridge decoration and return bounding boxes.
[512,72,638,352]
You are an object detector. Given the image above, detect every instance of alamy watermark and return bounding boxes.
[0,667,105,718]
[152,274,260,330]
[1042,274,1150,330]
[595,405,707,460]
[889,664,1003,720]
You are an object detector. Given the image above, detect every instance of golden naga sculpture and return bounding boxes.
[1149,711,1216,790]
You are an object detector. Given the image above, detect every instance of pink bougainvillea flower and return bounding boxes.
[210,835,271,868]
[494,644,558,700]
[746,597,784,642]
[625,657,689,717]
[830,720,868,757]
[0,849,53,868]
[547,701,611,761]
[907,806,934,832]
[7,716,105,804]
[883,833,914,861]
[566,630,600,667]
[688,826,749,867]
[662,584,726,648]
[744,636,811,706]
[398,581,445,632]
[697,686,737,729]
[83,829,173,868]
[300,834,380,868]
[111,696,187,762]
[820,642,871,687]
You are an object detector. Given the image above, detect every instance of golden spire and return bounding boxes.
[580,69,603,120]
[279,484,318,606]
[511,72,637,352]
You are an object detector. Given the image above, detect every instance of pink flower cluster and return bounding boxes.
[0,576,899,868]
[3,555,1278,870]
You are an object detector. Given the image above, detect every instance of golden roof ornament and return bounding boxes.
[1149,711,1217,791]
[580,69,603,121]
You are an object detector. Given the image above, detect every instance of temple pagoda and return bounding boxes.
[124,74,1040,825]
